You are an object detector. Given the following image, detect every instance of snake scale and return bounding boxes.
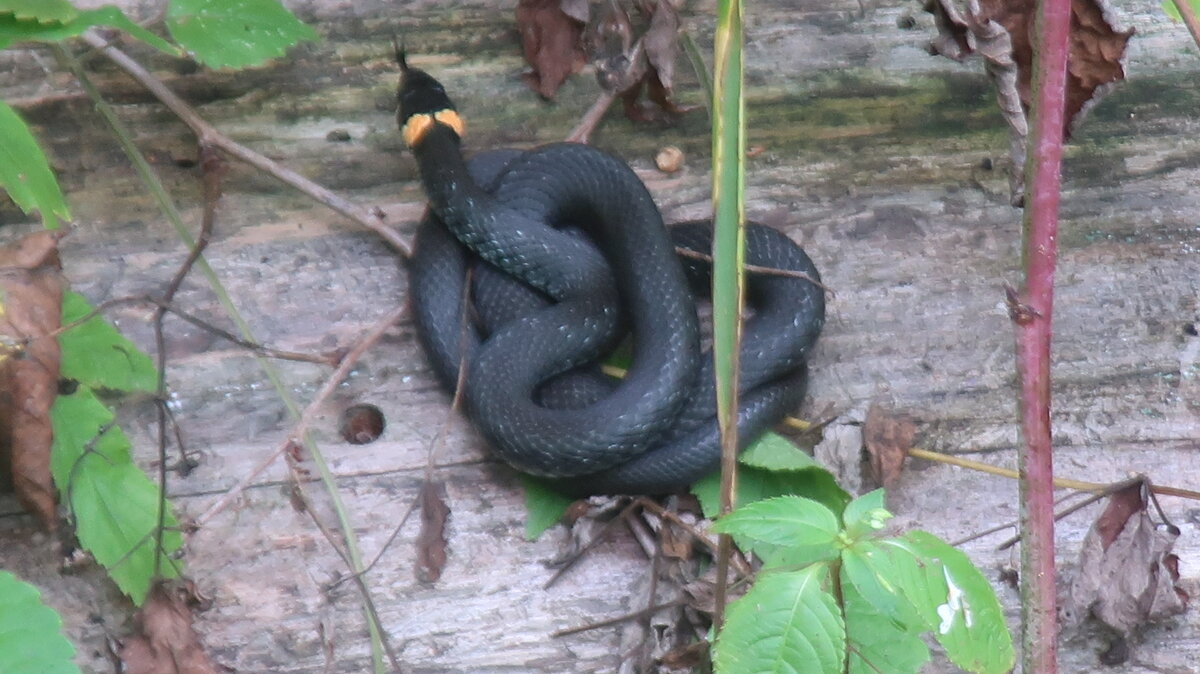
[400,57,825,495]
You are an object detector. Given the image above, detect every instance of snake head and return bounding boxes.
[395,45,461,146]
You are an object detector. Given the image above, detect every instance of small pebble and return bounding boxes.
[655,146,684,173]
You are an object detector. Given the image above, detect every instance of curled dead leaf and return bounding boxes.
[416,480,450,582]
[0,230,65,530]
[1065,480,1188,643]
[863,403,916,488]
[924,0,1132,204]
[120,580,220,674]
[516,0,588,99]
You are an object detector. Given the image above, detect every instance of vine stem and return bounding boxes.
[1013,0,1072,671]
[71,34,399,672]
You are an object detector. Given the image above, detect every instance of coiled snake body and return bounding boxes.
[401,60,825,495]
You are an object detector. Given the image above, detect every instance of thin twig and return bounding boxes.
[280,465,403,671]
[906,447,1200,500]
[152,145,221,577]
[195,304,408,526]
[565,90,617,144]
[995,476,1147,551]
[45,293,332,365]
[951,476,1141,547]
[544,498,641,589]
[552,600,687,637]
[79,31,410,258]
[334,495,422,588]
[674,246,833,294]
[637,498,751,577]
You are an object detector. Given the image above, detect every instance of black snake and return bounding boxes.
[400,58,825,495]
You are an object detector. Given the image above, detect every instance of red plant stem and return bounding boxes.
[1015,0,1072,672]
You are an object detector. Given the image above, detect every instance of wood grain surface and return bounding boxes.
[1,1,1197,671]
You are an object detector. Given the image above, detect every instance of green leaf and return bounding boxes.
[0,101,70,228]
[712,495,841,568]
[1163,0,1200,21]
[874,533,1015,674]
[0,6,177,53]
[841,488,891,540]
[738,432,819,471]
[59,292,158,393]
[51,388,183,605]
[0,571,80,674]
[521,475,574,541]
[715,565,844,674]
[49,386,124,484]
[692,463,850,520]
[77,7,178,53]
[840,543,924,632]
[0,0,78,24]
[166,0,318,69]
[841,574,930,674]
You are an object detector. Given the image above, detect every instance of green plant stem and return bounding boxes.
[1171,0,1200,49]
[710,0,746,631]
[1014,0,1072,671]
[681,31,713,120]
[60,45,391,673]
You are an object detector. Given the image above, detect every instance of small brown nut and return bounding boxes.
[655,146,684,173]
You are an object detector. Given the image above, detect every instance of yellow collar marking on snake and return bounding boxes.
[403,109,466,147]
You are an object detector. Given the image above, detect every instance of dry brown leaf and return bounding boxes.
[415,480,450,582]
[659,519,693,560]
[924,0,1132,204]
[977,0,1132,135]
[642,0,680,93]
[660,641,709,669]
[120,581,221,674]
[586,0,642,93]
[1065,481,1189,640]
[516,0,588,99]
[0,230,65,530]
[620,0,696,122]
[863,404,915,488]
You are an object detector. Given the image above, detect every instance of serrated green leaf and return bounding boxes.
[0,6,177,53]
[712,496,841,568]
[51,388,183,605]
[1163,0,1200,21]
[521,475,573,541]
[59,291,157,393]
[0,571,80,674]
[0,0,77,24]
[166,0,317,69]
[0,101,69,228]
[692,463,850,520]
[841,574,929,674]
[842,488,891,539]
[739,432,819,471]
[872,533,1015,674]
[715,565,844,674]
